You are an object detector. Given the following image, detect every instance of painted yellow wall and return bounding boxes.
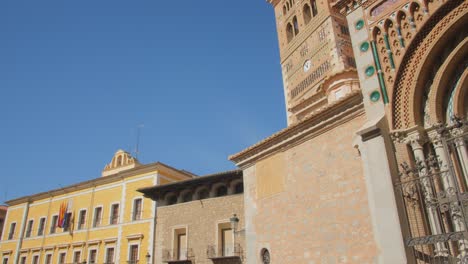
[0,164,190,264]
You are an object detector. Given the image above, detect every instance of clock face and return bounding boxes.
[303,60,312,72]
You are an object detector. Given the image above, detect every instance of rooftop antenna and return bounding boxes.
[135,124,144,159]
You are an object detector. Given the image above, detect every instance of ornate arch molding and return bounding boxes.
[390,0,467,130]
[453,70,468,119]
[428,38,468,124]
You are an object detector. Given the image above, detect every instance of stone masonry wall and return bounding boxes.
[155,194,245,264]
[244,113,379,264]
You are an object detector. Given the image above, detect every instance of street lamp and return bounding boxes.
[145,252,151,264]
[230,214,239,232]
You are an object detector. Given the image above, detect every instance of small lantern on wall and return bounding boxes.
[145,252,151,264]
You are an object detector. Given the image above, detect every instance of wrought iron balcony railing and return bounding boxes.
[161,248,193,263]
[206,243,242,259]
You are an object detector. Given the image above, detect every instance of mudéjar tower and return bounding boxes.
[269,0,360,125]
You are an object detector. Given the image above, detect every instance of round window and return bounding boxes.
[261,248,270,264]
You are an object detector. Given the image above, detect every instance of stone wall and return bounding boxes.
[155,194,244,264]
[243,113,379,264]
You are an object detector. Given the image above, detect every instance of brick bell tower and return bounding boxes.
[268,0,360,125]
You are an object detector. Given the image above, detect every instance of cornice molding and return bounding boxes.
[229,91,364,166]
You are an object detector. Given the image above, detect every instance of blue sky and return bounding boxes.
[0,0,285,202]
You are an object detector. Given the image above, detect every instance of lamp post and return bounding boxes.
[145,252,151,264]
[230,214,240,255]
[230,214,239,232]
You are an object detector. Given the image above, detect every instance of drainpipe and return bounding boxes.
[14,200,31,264]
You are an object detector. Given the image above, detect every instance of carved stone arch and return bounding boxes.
[194,186,209,200]
[164,192,178,206]
[390,0,466,130]
[228,179,243,194]
[211,182,228,197]
[428,38,468,124]
[179,189,194,203]
[453,70,468,119]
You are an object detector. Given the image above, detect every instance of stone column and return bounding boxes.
[406,132,448,256]
[452,128,468,185]
[429,130,468,256]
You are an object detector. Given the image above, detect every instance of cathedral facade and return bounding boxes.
[230,0,467,263]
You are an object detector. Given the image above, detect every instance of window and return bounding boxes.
[77,210,86,230]
[182,192,192,203]
[50,215,58,234]
[198,189,209,200]
[217,223,234,257]
[340,25,350,35]
[8,223,16,240]
[25,220,33,238]
[19,256,26,264]
[261,248,271,264]
[73,251,81,264]
[110,204,119,225]
[32,256,39,264]
[215,186,228,197]
[63,213,72,232]
[311,0,318,16]
[93,207,102,228]
[45,254,52,264]
[132,198,142,221]
[2,258,8,264]
[58,253,66,264]
[129,245,139,264]
[173,228,187,261]
[221,228,234,256]
[286,23,294,42]
[234,183,244,194]
[347,56,356,67]
[293,16,299,35]
[105,248,115,264]
[88,249,97,264]
[303,4,312,24]
[37,217,46,236]
[166,195,177,206]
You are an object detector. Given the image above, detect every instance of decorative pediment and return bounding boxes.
[102,149,141,177]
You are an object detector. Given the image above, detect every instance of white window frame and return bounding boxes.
[8,222,17,240]
[31,254,40,264]
[25,218,34,238]
[127,242,140,264]
[57,251,67,264]
[77,208,87,230]
[104,246,115,264]
[87,247,99,264]
[92,206,103,228]
[37,216,47,236]
[19,255,27,264]
[72,250,82,264]
[171,225,188,260]
[131,197,143,221]
[44,253,52,264]
[109,202,120,225]
[215,220,235,257]
[50,215,59,234]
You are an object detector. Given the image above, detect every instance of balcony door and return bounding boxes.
[177,233,187,260]
[221,228,233,256]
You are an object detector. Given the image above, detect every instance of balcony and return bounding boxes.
[162,248,193,264]
[207,244,242,260]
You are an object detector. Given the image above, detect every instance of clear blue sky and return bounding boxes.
[0,0,286,202]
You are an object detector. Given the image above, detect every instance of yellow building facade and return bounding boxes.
[0,150,193,264]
